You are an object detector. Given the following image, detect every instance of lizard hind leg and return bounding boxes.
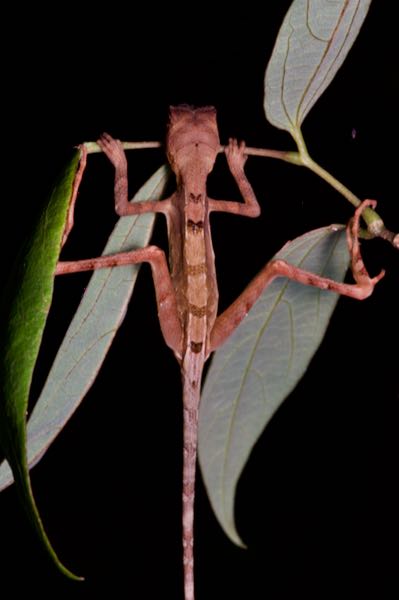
[209,199,385,352]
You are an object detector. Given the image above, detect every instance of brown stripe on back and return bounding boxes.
[188,304,207,318]
[187,263,206,276]
[189,192,202,203]
[190,341,203,353]
[187,219,204,233]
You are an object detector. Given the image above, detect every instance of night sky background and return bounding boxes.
[1,3,398,599]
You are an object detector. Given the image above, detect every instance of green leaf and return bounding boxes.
[0,150,82,579]
[264,0,371,136]
[0,165,168,493]
[199,225,349,546]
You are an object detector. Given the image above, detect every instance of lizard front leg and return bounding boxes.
[98,133,171,216]
[209,138,260,217]
[210,200,385,351]
[61,133,170,249]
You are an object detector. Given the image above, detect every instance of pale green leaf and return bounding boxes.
[0,165,169,492]
[264,0,372,135]
[199,225,349,546]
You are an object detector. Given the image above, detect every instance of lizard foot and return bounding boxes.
[97,132,127,171]
[346,199,385,289]
[225,138,248,174]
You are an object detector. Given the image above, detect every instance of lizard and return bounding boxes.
[56,105,384,599]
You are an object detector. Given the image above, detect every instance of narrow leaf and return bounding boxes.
[0,165,168,492]
[264,0,371,135]
[0,150,82,578]
[199,225,349,546]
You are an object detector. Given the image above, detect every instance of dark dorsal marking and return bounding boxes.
[187,263,206,276]
[190,341,203,353]
[187,219,204,233]
[189,192,202,203]
[188,304,207,318]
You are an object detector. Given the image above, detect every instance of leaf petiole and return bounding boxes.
[291,127,398,246]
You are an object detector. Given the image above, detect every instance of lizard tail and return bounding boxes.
[182,372,201,600]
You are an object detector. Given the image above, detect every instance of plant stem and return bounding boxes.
[292,128,398,246]
[218,144,303,164]
[294,129,362,207]
[84,141,161,153]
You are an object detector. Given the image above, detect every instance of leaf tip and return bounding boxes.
[225,518,247,549]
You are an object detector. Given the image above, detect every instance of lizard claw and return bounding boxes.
[97,133,127,170]
[225,138,248,173]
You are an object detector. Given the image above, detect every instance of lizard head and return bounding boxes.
[166,105,220,180]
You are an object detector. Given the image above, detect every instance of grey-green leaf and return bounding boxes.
[199,225,349,546]
[264,0,372,135]
[0,165,168,492]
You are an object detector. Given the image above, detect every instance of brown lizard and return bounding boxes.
[56,105,384,599]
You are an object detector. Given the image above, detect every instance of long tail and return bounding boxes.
[182,367,201,600]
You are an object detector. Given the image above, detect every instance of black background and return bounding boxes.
[1,3,398,599]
